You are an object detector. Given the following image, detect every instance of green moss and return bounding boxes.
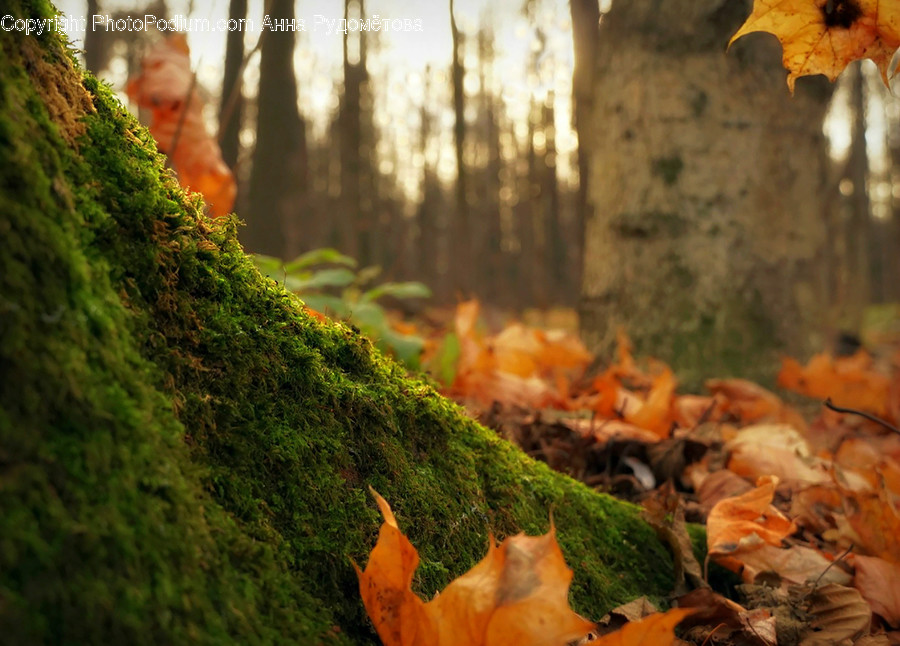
[1,2,678,643]
[611,210,688,239]
[651,155,684,186]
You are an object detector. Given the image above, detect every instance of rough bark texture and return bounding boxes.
[579,0,833,388]
[0,2,682,643]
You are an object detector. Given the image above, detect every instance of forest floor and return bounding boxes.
[407,300,900,645]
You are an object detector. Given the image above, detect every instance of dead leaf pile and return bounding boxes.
[419,300,900,644]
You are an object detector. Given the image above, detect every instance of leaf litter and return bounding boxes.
[369,299,900,645]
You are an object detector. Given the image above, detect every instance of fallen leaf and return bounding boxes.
[695,469,754,517]
[626,367,677,438]
[641,483,706,594]
[725,424,830,485]
[707,475,796,560]
[778,352,891,418]
[732,539,851,587]
[676,588,777,645]
[355,488,595,646]
[833,484,900,564]
[854,554,900,627]
[800,583,871,645]
[598,597,659,629]
[730,0,900,92]
[706,378,804,429]
[593,608,693,646]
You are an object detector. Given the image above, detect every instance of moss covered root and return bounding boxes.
[1,2,676,643]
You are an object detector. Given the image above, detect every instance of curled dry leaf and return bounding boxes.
[597,596,659,629]
[355,488,595,646]
[707,475,796,561]
[730,0,900,92]
[641,483,706,594]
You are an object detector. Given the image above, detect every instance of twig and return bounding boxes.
[824,398,900,436]
[169,67,199,160]
[808,543,852,595]
[217,36,264,146]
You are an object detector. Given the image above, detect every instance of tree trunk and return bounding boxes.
[450,0,471,296]
[219,0,247,171]
[569,0,600,314]
[244,0,307,257]
[578,0,833,387]
[1,2,681,641]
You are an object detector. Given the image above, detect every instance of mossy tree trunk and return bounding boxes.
[578,0,834,388]
[2,2,682,643]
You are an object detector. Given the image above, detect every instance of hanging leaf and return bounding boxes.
[730,0,900,92]
[126,34,236,217]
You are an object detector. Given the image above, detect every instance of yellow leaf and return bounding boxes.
[730,0,900,92]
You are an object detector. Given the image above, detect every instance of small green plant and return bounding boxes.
[254,248,431,368]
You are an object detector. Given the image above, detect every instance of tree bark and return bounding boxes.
[218,0,247,171]
[450,0,471,296]
[244,0,307,257]
[578,0,833,387]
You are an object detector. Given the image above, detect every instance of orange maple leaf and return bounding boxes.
[354,488,595,646]
[730,0,900,92]
[592,607,694,645]
[126,34,236,218]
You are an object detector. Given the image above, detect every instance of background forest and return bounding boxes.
[56,0,900,383]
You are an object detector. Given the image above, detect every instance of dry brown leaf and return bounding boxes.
[730,0,900,92]
[355,488,595,646]
[641,483,706,594]
[800,583,871,645]
[599,597,659,627]
[733,540,851,586]
[696,469,755,516]
[726,424,830,485]
[854,555,900,627]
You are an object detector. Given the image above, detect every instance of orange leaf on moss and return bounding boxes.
[355,488,595,646]
[593,607,694,645]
